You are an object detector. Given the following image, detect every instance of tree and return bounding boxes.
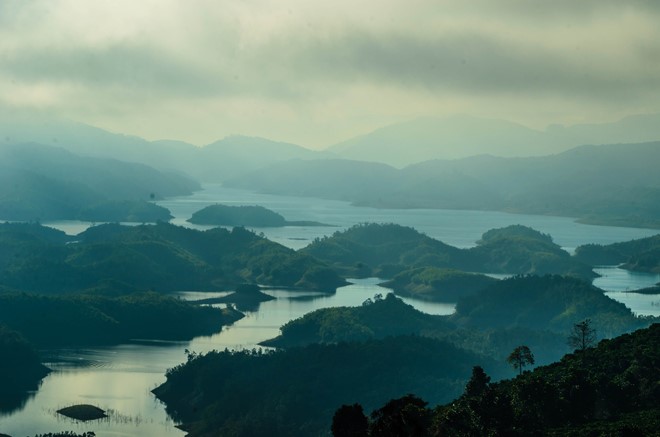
[507,345,534,376]
[464,365,491,397]
[369,394,430,437]
[332,403,369,437]
[568,319,596,351]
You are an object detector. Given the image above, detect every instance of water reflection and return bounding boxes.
[0,390,38,416]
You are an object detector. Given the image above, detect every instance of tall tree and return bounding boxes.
[464,365,491,397]
[332,403,369,437]
[568,319,597,351]
[369,394,430,437]
[507,345,535,376]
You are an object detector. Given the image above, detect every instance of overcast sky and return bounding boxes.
[1,0,659,148]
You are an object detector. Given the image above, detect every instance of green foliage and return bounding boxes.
[303,223,462,277]
[332,404,369,437]
[507,345,535,375]
[468,226,594,278]
[568,319,597,351]
[0,222,344,293]
[0,292,240,346]
[369,394,431,437]
[464,366,491,398]
[352,324,660,436]
[381,267,497,302]
[575,234,660,273]
[188,204,287,227]
[431,323,660,436]
[155,336,500,437]
[452,275,652,337]
[303,223,594,280]
[478,225,554,245]
[264,293,452,348]
[265,276,654,366]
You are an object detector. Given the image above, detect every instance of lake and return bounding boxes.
[2,185,659,436]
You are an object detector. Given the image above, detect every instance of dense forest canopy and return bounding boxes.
[575,234,660,273]
[303,223,595,280]
[154,335,505,437]
[0,291,241,347]
[344,323,660,437]
[0,222,346,294]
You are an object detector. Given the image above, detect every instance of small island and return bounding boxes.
[187,204,329,227]
[57,404,107,421]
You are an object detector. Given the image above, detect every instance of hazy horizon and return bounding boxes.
[1,1,659,149]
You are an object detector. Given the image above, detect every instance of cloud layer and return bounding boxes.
[1,0,659,147]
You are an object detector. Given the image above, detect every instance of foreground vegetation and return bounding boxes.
[154,336,505,437]
[334,323,660,436]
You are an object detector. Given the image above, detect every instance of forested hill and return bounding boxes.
[575,233,660,273]
[153,336,506,437]
[302,223,594,280]
[0,142,198,221]
[225,141,660,228]
[348,323,660,436]
[0,222,346,294]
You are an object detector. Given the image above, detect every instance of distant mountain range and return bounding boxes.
[0,118,330,182]
[3,113,660,227]
[225,141,660,228]
[328,113,660,167]
[3,113,660,178]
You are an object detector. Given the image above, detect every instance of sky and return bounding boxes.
[1,0,659,148]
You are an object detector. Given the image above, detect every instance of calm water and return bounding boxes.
[2,185,660,436]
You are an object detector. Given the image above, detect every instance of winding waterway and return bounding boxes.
[1,185,659,436]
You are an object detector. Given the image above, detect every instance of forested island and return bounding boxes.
[2,217,659,436]
[154,283,658,436]
[154,335,506,437]
[302,223,595,281]
[0,292,242,347]
[262,276,653,363]
[188,204,330,228]
[575,233,660,273]
[0,221,346,294]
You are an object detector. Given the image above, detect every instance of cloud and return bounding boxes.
[0,0,659,146]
